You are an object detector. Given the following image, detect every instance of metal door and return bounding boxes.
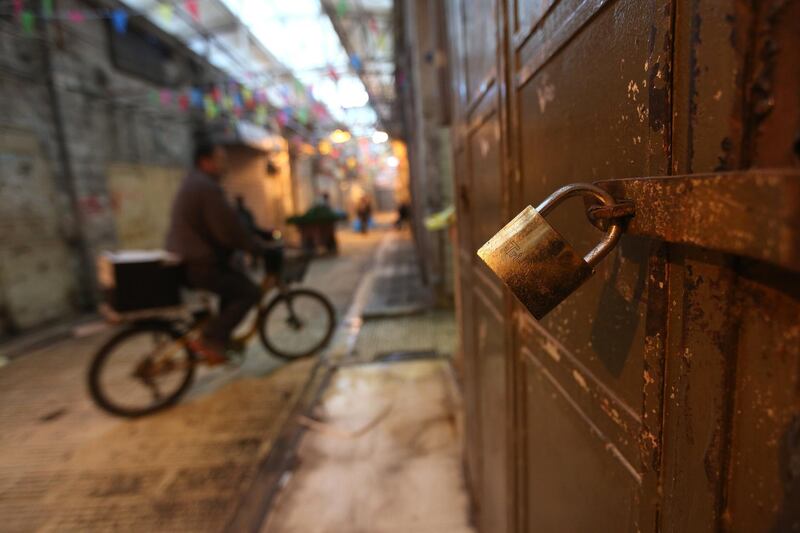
[448,0,800,531]
[448,0,512,531]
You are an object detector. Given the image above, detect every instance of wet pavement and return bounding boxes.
[0,222,471,533]
[261,359,474,533]
[0,227,382,532]
[257,230,471,532]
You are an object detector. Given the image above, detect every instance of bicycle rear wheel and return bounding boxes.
[88,321,196,417]
[258,288,336,360]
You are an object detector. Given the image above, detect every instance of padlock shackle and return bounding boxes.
[535,183,623,268]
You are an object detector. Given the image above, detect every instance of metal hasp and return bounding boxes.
[591,169,800,273]
[477,183,627,319]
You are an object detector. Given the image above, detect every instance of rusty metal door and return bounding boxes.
[447,0,511,531]
[447,0,800,531]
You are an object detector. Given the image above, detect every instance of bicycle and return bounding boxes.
[87,246,336,418]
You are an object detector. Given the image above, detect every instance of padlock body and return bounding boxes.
[477,205,593,319]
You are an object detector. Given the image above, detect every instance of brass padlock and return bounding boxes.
[477,183,624,319]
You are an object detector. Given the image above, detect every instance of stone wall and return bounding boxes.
[223,144,291,234]
[0,0,210,335]
[107,163,184,250]
[0,129,77,332]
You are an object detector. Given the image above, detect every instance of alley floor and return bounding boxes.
[0,221,471,533]
[259,228,469,533]
[261,359,472,533]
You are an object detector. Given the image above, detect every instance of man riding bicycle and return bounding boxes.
[87,136,335,416]
[165,134,273,365]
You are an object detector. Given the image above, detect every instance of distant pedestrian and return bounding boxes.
[356,196,372,234]
[395,201,410,229]
[235,196,283,271]
[235,196,278,242]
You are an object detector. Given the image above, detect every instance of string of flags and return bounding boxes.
[9,5,383,82]
[4,1,332,126]
[10,0,387,43]
[9,1,389,73]
[132,81,331,130]
[8,0,200,36]
[7,0,385,131]
[336,0,348,18]
[9,0,390,59]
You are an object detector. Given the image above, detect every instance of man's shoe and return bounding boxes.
[187,339,228,366]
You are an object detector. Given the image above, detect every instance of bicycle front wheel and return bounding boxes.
[88,321,196,417]
[258,288,336,360]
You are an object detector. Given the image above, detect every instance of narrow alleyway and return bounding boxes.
[0,222,471,532]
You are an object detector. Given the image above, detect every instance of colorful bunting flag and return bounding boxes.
[21,10,35,34]
[277,110,288,126]
[178,94,190,111]
[42,0,53,18]
[242,88,253,106]
[190,87,203,107]
[159,89,173,106]
[327,64,340,83]
[293,79,304,97]
[158,2,173,22]
[296,107,309,125]
[67,10,85,22]
[13,0,22,19]
[204,95,218,119]
[111,9,128,34]
[255,105,268,125]
[350,54,362,71]
[336,0,347,17]
[185,0,200,22]
[233,92,244,110]
[312,102,326,119]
